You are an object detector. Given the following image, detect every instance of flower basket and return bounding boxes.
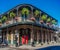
[40,20,43,23]
[46,22,50,26]
[30,17,35,21]
[15,17,22,22]
[6,21,9,24]
[15,17,18,20]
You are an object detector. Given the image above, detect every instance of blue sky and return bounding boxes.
[0,0,60,26]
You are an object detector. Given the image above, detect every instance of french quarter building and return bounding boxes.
[0,4,58,46]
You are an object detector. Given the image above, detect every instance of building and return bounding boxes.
[0,4,58,46]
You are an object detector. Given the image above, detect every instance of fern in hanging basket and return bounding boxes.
[2,16,7,23]
[34,10,40,16]
[9,12,16,19]
[21,8,29,15]
[51,20,57,25]
[41,14,47,21]
[46,18,51,25]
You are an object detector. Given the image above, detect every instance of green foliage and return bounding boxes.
[41,14,47,21]
[21,8,29,15]
[2,16,7,22]
[47,18,51,22]
[34,10,40,16]
[9,12,15,18]
[52,20,57,24]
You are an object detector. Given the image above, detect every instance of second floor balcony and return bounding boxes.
[0,16,58,31]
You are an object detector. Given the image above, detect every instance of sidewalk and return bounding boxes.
[10,42,60,50]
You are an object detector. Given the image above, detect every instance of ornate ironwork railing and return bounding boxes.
[0,17,58,31]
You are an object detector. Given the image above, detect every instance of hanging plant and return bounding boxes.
[47,18,51,22]
[21,8,29,15]
[34,10,40,16]
[41,14,47,21]
[52,20,57,25]
[46,18,51,25]
[9,12,15,19]
[2,16,7,22]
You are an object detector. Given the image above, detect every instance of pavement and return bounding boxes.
[0,42,60,50]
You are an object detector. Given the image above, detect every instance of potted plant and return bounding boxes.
[34,10,40,22]
[51,20,57,27]
[9,11,16,23]
[46,18,51,25]
[21,8,29,21]
[40,14,47,23]
[51,20,56,25]
[34,10,40,16]
[22,8,29,16]
[2,16,7,24]
[15,16,22,22]
[30,17,35,21]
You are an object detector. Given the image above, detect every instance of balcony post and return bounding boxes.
[11,31,13,45]
[30,29,34,44]
[16,8,19,16]
[37,30,39,44]
[41,27,43,44]
[45,29,47,43]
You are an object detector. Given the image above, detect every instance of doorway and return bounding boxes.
[19,28,30,45]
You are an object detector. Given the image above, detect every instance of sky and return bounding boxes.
[0,0,60,26]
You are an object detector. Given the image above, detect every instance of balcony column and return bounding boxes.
[47,29,49,43]
[16,8,19,16]
[52,31,55,42]
[30,29,34,44]
[50,31,51,42]
[45,29,47,43]
[37,30,39,44]
[41,29,43,44]
[30,6,34,18]
[11,31,13,45]
[7,32,9,42]
[51,31,53,42]
[47,30,50,44]
[15,30,19,46]
[49,30,50,42]
[47,30,50,43]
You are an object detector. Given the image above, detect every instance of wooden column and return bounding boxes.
[15,30,19,45]
[41,27,43,44]
[48,30,50,42]
[47,29,49,43]
[52,31,55,42]
[30,29,34,44]
[7,32,9,42]
[45,29,47,43]
[41,30,43,43]
[11,31,13,44]
[51,31,53,42]
[37,30,39,44]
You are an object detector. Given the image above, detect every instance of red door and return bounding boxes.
[25,35,28,44]
[22,35,28,44]
[22,35,25,44]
